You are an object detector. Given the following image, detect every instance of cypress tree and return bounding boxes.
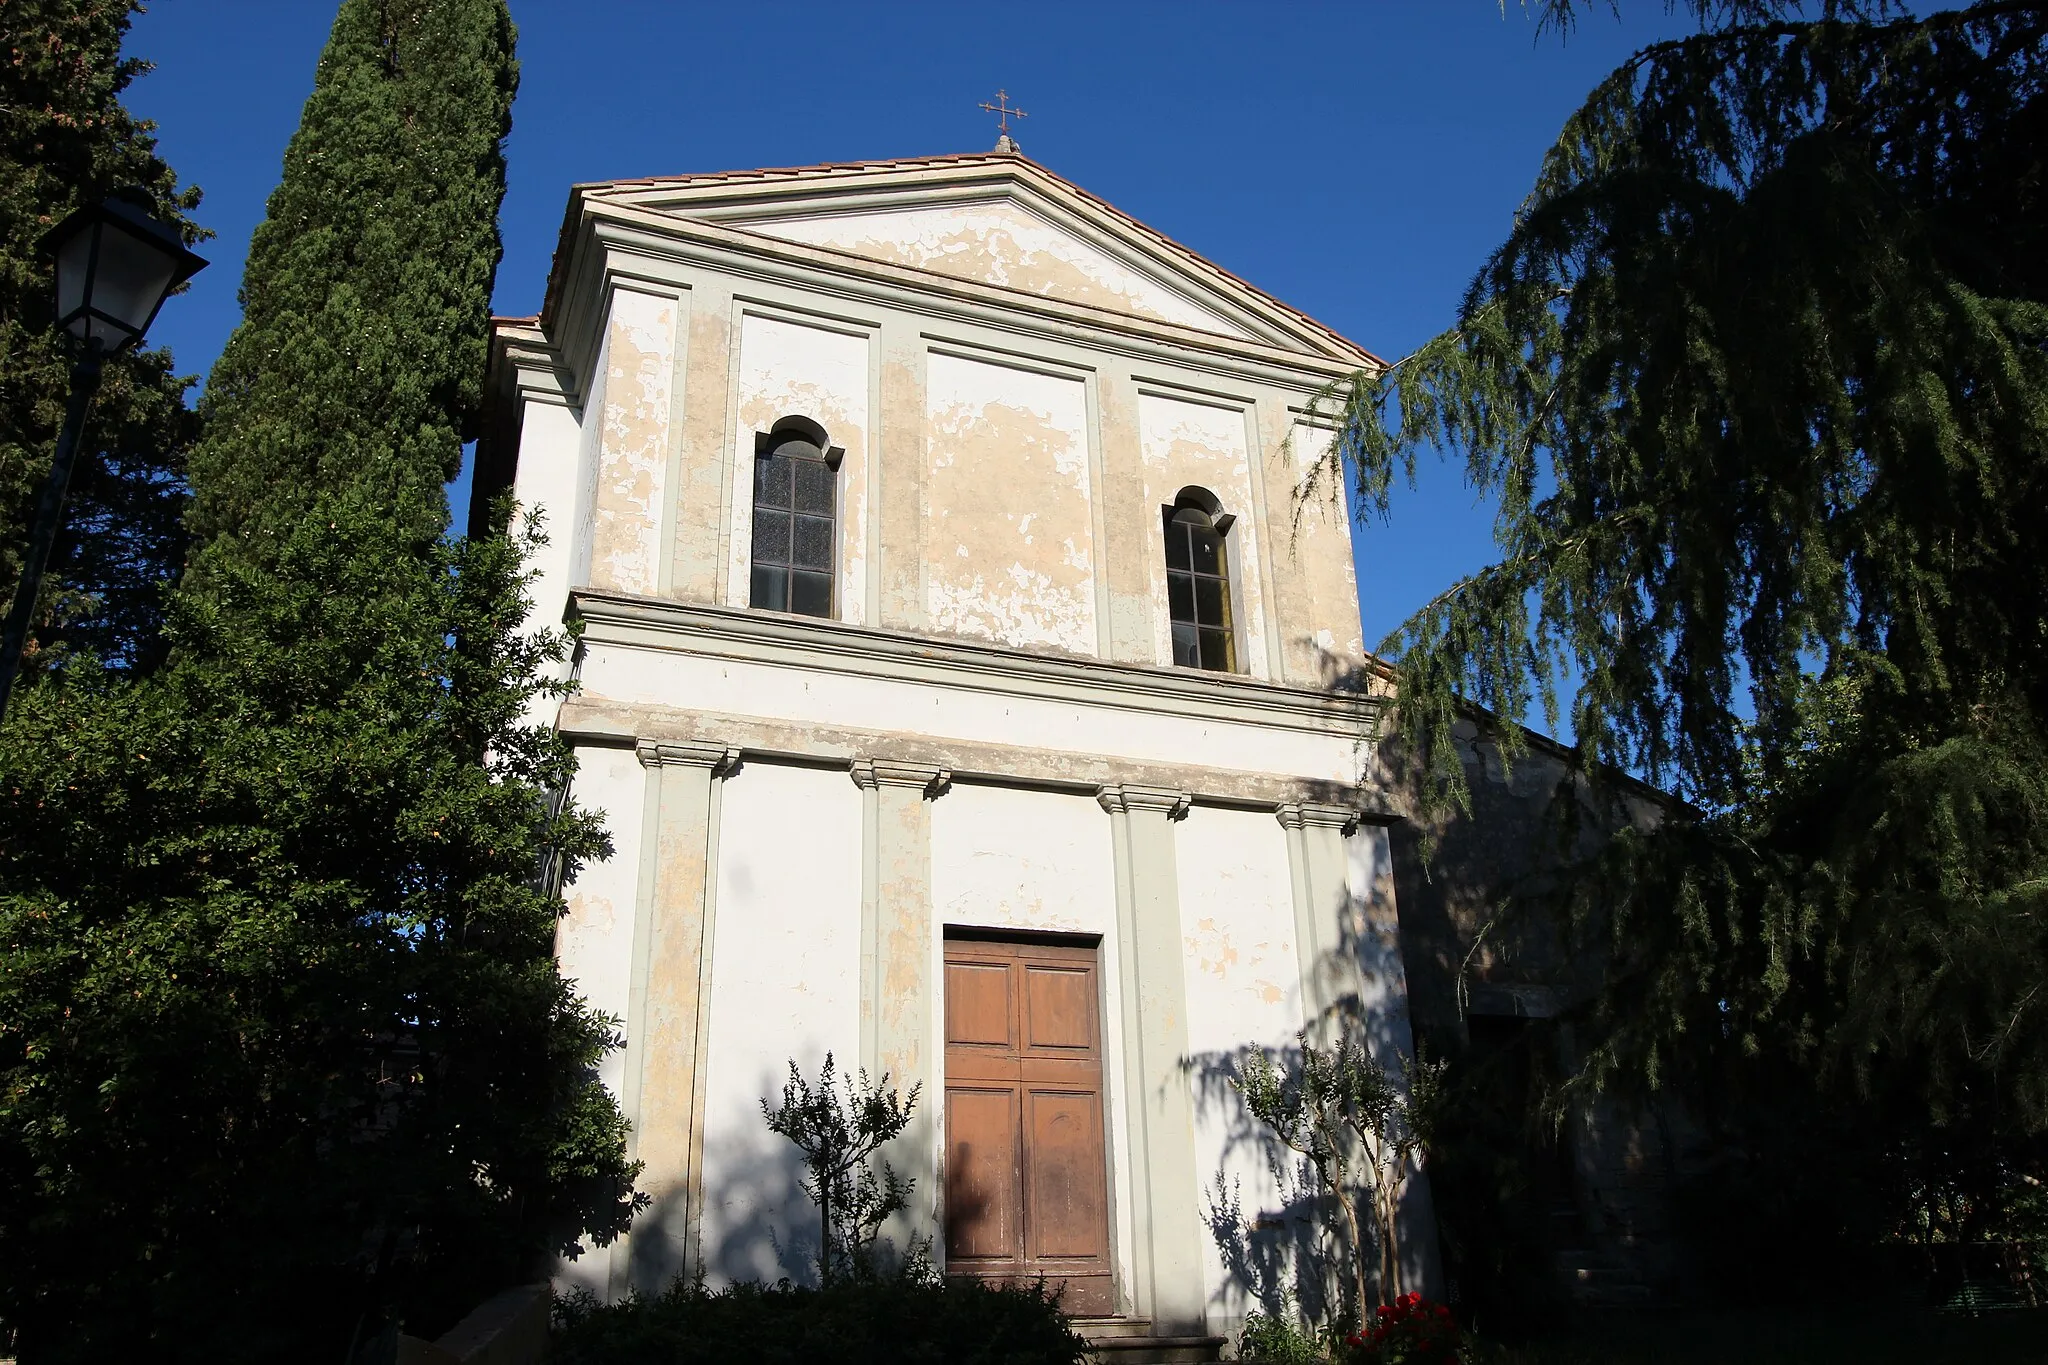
[0,3,636,1360]
[1325,0,2048,1279]
[0,0,203,674]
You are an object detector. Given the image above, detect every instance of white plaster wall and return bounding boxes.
[509,396,584,723]
[1174,807,1308,1324]
[725,314,874,623]
[512,396,586,630]
[1287,419,1367,665]
[569,326,611,592]
[1140,393,1272,679]
[698,762,863,1287]
[581,642,1374,787]
[930,784,1116,937]
[924,353,1098,656]
[746,200,1241,335]
[927,784,1137,1301]
[590,289,678,594]
[553,743,652,1296]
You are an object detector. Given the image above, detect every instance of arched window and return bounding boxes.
[749,416,839,618]
[1163,488,1236,672]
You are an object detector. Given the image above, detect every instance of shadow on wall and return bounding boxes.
[694,1067,823,1290]
[1185,885,1431,1330]
[669,1062,946,1295]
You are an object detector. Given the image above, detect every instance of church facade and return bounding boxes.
[475,149,1440,1341]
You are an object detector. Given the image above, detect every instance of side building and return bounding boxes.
[474,149,1439,1345]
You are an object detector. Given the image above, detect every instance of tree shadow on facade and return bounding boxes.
[1184,886,1437,1334]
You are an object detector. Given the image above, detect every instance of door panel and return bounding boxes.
[943,936,1113,1315]
[945,961,1013,1050]
[1024,965,1095,1053]
[1024,1088,1108,1259]
[944,1085,1022,1266]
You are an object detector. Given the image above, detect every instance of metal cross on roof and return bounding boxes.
[978,89,1028,138]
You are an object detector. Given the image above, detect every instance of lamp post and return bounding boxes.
[0,189,206,721]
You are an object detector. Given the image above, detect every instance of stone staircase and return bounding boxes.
[1075,1317,1227,1364]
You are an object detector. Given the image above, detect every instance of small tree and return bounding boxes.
[1237,1030,1443,1318]
[763,1053,923,1284]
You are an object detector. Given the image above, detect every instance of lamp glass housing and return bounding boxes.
[46,194,206,355]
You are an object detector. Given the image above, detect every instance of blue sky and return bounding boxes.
[124,0,1693,651]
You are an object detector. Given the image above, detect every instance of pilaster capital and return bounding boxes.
[635,739,742,775]
[849,757,952,798]
[1276,802,1359,835]
[1096,784,1191,820]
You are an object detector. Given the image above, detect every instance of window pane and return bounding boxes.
[793,514,833,571]
[1193,575,1228,630]
[794,458,835,514]
[750,564,787,611]
[755,453,789,508]
[1164,519,1191,571]
[752,508,790,564]
[1188,526,1223,576]
[1171,622,1200,668]
[790,570,832,618]
[1167,572,1195,625]
[1198,628,1233,672]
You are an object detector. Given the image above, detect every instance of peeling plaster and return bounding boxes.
[924,354,1097,655]
[591,290,676,594]
[748,201,1245,336]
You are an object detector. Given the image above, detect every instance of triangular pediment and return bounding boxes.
[739,198,1248,335]
[582,155,1375,363]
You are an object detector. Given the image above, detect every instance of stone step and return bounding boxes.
[1075,1320,1226,1364]
[1083,1334,1228,1365]
[1563,1265,1655,1307]
[1074,1317,1156,1339]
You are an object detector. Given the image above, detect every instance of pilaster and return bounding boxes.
[852,756,951,1255]
[669,280,734,603]
[619,739,740,1298]
[1096,783,1203,1332]
[1096,373,1158,664]
[1276,801,1360,1031]
[876,315,927,631]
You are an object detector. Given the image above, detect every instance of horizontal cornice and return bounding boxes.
[569,590,1385,741]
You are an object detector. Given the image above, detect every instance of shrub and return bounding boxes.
[1238,1306,1332,1363]
[1343,1293,1460,1365]
[551,1274,1089,1365]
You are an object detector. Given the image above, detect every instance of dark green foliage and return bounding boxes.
[0,515,631,1360]
[0,0,204,673]
[551,1276,1091,1365]
[0,1,636,1359]
[184,0,517,561]
[1318,0,2048,1249]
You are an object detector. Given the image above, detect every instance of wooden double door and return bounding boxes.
[942,934,1113,1315]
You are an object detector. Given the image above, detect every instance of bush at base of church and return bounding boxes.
[1342,1293,1461,1365]
[551,1274,1090,1365]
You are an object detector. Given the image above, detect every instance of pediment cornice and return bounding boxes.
[538,152,1380,371]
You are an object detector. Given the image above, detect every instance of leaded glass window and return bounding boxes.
[750,429,836,618]
[1165,501,1235,672]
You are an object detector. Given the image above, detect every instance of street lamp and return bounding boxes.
[0,190,206,720]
